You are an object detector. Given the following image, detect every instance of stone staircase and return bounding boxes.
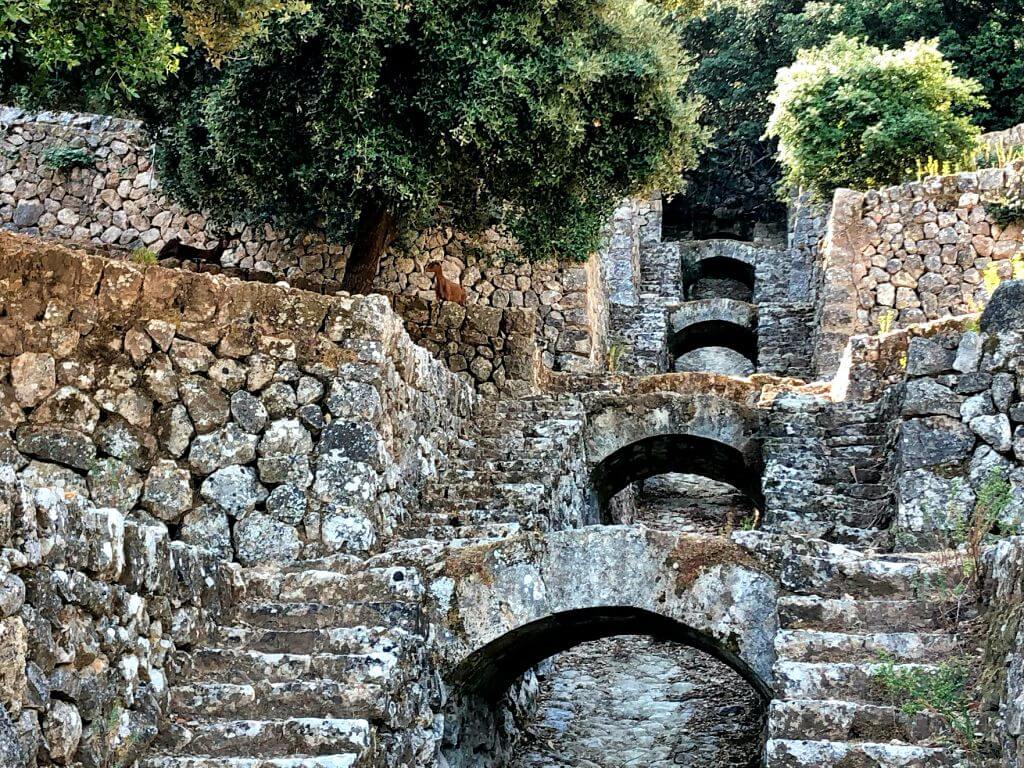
[738,532,979,768]
[763,393,899,549]
[397,395,590,543]
[141,557,434,768]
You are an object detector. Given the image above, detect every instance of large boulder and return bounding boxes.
[981,280,1024,332]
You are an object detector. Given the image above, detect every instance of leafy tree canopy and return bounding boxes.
[0,0,303,111]
[153,0,706,291]
[766,36,985,196]
[674,0,1024,228]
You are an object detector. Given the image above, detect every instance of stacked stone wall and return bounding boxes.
[836,309,1024,550]
[391,295,541,396]
[1,107,608,375]
[812,166,1024,376]
[0,231,474,560]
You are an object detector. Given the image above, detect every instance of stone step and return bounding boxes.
[245,567,423,604]
[210,625,408,656]
[775,661,942,705]
[765,738,954,767]
[395,522,522,542]
[768,699,950,745]
[160,717,372,758]
[778,596,946,633]
[780,554,954,599]
[234,601,424,634]
[775,630,960,664]
[169,680,388,721]
[141,756,362,768]
[178,649,400,685]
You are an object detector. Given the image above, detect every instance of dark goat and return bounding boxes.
[158,236,232,266]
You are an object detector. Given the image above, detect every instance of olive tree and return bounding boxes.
[153,0,706,293]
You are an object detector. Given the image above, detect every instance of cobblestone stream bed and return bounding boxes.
[508,636,765,768]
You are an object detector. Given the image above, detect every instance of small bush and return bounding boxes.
[766,36,986,197]
[131,248,158,265]
[42,145,95,172]
[873,654,975,749]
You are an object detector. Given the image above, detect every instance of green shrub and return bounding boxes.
[766,36,986,197]
[873,654,975,749]
[41,145,94,171]
[130,247,158,265]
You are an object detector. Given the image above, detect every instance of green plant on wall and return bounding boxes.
[873,654,976,750]
[41,145,94,171]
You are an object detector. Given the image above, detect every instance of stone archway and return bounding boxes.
[433,527,777,768]
[669,320,758,367]
[580,391,763,523]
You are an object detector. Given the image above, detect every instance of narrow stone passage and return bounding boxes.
[509,636,764,768]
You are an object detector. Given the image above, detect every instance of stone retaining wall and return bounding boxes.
[0,466,238,766]
[812,166,1024,376]
[0,231,473,564]
[0,107,609,375]
[391,295,541,397]
[834,295,1024,550]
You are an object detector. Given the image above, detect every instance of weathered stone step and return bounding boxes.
[170,680,388,721]
[160,717,371,758]
[245,567,423,603]
[778,596,945,633]
[395,522,522,543]
[210,624,408,656]
[781,555,953,599]
[765,738,953,767]
[775,661,941,705]
[768,699,950,745]
[234,601,423,634]
[775,630,960,663]
[178,648,399,685]
[141,756,362,768]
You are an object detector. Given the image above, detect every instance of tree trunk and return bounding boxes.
[341,200,397,294]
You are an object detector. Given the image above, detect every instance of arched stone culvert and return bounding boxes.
[580,390,763,515]
[681,239,762,300]
[591,433,763,513]
[669,318,758,366]
[432,526,779,694]
[671,298,758,337]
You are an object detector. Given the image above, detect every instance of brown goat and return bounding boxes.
[425,261,467,305]
[158,236,232,266]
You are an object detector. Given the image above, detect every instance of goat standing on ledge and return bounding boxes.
[425,261,467,305]
[158,236,233,267]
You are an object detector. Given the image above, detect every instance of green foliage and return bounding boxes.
[673,0,802,226]
[130,247,157,264]
[987,195,1024,228]
[41,144,93,170]
[673,0,1024,223]
[169,0,309,66]
[153,0,706,264]
[873,654,976,749]
[766,36,985,197]
[0,0,185,112]
[784,0,1024,132]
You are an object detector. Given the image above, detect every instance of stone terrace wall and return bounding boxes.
[813,166,1024,377]
[1,107,609,375]
[391,295,541,397]
[0,107,347,287]
[836,306,1024,551]
[0,231,474,564]
[0,465,237,767]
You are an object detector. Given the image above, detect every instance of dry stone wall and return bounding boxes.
[1,107,608,376]
[813,166,1024,376]
[834,292,1024,551]
[0,231,473,563]
[392,296,541,397]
